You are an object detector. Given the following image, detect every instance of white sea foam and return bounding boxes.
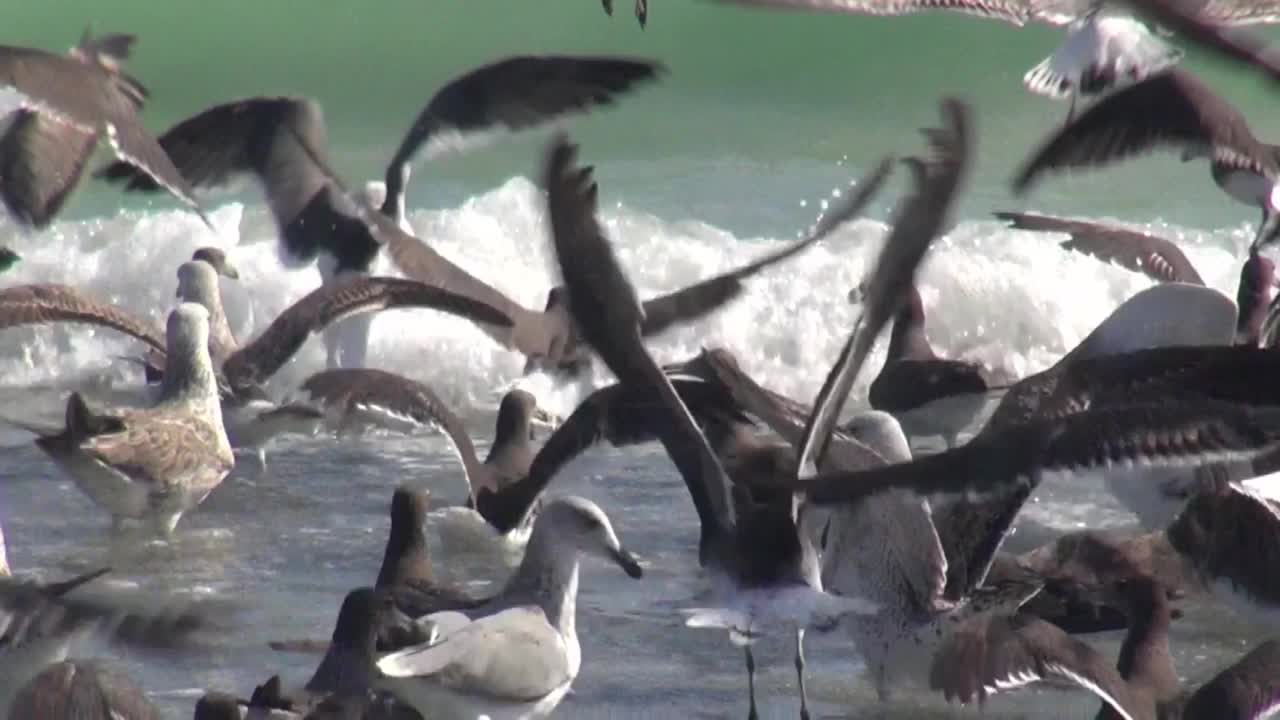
[0,176,1252,428]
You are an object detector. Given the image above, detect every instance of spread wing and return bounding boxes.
[479,377,750,533]
[222,276,514,390]
[930,612,1142,719]
[0,283,166,354]
[1014,69,1274,194]
[995,211,1204,285]
[0,110,98,228]
[639,156,894,336]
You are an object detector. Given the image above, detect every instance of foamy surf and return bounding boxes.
[0,175,1252,430]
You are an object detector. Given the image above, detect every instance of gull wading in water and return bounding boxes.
[376,497,643,719]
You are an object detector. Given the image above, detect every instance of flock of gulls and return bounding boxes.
[8,0,1280,718]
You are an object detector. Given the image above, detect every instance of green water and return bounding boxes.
[9,2,1280,234]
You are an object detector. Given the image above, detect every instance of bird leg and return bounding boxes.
[1064,92,1077,125]
[795,629,811,720]
[745,645,759,720]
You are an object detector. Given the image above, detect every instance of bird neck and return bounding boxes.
[158,338,222,418]
[1116,585,1179,704]
[502,525,581,638]
[884,302,934,364]
[376,525,432,587]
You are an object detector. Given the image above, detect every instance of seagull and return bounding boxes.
[994,210,1206,285]
[1022,9,1183,121]
[865,283,1017,447]
[3,303,232,535]
[269,486,486,657]
[544,96,969,716]
[374,487,485,620]
[0,524,218,714]
[0,259,514,468]
[995,210,1279,344]
[294,367,743,563]
[376,496,643,719]
[710,0,1187,121]
[97,55,664,371]
[0,29,206,229]
[1014,68,1280,251]
[205,587,423,719]
[6,660,161,720]
[930,573,1280,719]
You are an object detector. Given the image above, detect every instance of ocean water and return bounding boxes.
[1,3,1277,719]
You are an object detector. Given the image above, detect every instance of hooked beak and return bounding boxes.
[611,546,643,579]
[219,262,240,280]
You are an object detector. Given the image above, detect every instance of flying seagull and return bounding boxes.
[97,55,664,370]
[1013,68,1280,251]
[0,29,206,229]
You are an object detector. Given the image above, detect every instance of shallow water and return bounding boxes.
[3,2,1279,717]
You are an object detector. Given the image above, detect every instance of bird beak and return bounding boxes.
[611,546,643,579]
[1252,212,1280,252]
[220,262,240,280]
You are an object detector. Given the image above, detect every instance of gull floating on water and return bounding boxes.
[376,496,643,719]
[930,573,1280,719]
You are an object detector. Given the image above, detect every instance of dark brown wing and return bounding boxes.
[1182,639,1280,719]
[298,368,486,500]
[382,229,548,352]
[1013,69,1272,194]
[381,55,664,214]
[792,401,1280,507]
[709,0,1031,25]
[0,110,98,228]
[546,132,738,547]
[95,96,328,229]
[639,156,894,336]
[0,284,166,354]
[7,660,161,720]
[1166,486,1280,613]
[929,612,1142,716]
[868,358,991,413]
[995,210,1204,285]
[0,46,201,219]
[222,276,514,390]
[480,378,749,533]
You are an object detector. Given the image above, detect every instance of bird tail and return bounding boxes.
[1023,57,1073,99]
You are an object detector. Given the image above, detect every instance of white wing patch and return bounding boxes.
[1045,662,1135,720]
